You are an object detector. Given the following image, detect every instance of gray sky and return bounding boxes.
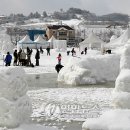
[0,0,130,15]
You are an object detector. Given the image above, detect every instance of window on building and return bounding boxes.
[59,31,67,36]
[59,38,67,40]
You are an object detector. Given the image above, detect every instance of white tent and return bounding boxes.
[17,35,36,49]
[106,28,130,48]
[48,35,56,49]
[53,40,67,52]
[79,33,104,51]
[34,35,49,49]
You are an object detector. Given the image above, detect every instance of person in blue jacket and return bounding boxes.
[4,52,12,66]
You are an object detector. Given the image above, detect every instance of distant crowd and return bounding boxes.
[4,46,90,67]
[4,46,51,67]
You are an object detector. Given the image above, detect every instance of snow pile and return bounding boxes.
[82,109,130,130]
[106,28,130,48]
[82,44,130,130]
[58,54,120,85]
[0,67,32,128]
[113,44,130,108]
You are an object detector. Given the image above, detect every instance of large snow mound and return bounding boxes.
[112,91,130,109]
[82,109,130,130]
[0,67,32,128]
[120,44,130,70]
[114,69,130,92]
[113,44,130,109]
[58,54,120,85]
[83,44,130,130]
[0,67,27,101]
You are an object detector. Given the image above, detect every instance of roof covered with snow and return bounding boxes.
[47,25,74,30]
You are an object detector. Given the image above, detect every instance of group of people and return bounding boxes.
[13,47,33,66]
[67,48,76,56]
[4,47,38,67]
[81,47,87,55]
[4,46,53,67]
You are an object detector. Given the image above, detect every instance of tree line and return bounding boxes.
[1,8,129,25]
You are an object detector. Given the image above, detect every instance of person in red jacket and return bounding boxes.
[57,53,62,65]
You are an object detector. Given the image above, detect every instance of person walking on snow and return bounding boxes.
[46,46,50,56]
[57,53,62,64]
[71,48,76,56]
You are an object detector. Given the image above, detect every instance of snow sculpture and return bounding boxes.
[82,44,130,130]
[58,54,120,85]
[113,44,130,108]
[0,67,32,128]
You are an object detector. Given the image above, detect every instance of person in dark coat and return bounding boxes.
[4,52,12,66]
[35,49,40,66]
[13,50,18,66]
[84,47,87,55]
[27,47,32,66]
[40,46,44,54]
[46,46,50,56]
[55,64,64,73]
[71,48,76,56]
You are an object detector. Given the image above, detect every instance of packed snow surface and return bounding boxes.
[82,109,130,130]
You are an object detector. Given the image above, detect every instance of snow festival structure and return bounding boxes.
[17,35,35,49]
[17,35,49,49]
[34,35,49,49]
[58,54,120,85]
[53,40,67,51]
[82,44,130,130]
[79,33,104,51]
[47,35,67,51]
[48,35,56,49]
[107,28,130,48]
[17,34,67,50]
[0,67,32,128]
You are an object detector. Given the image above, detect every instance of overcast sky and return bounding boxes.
[0,0,130,16]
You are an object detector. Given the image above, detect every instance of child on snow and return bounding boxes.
[57,53,62,64]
